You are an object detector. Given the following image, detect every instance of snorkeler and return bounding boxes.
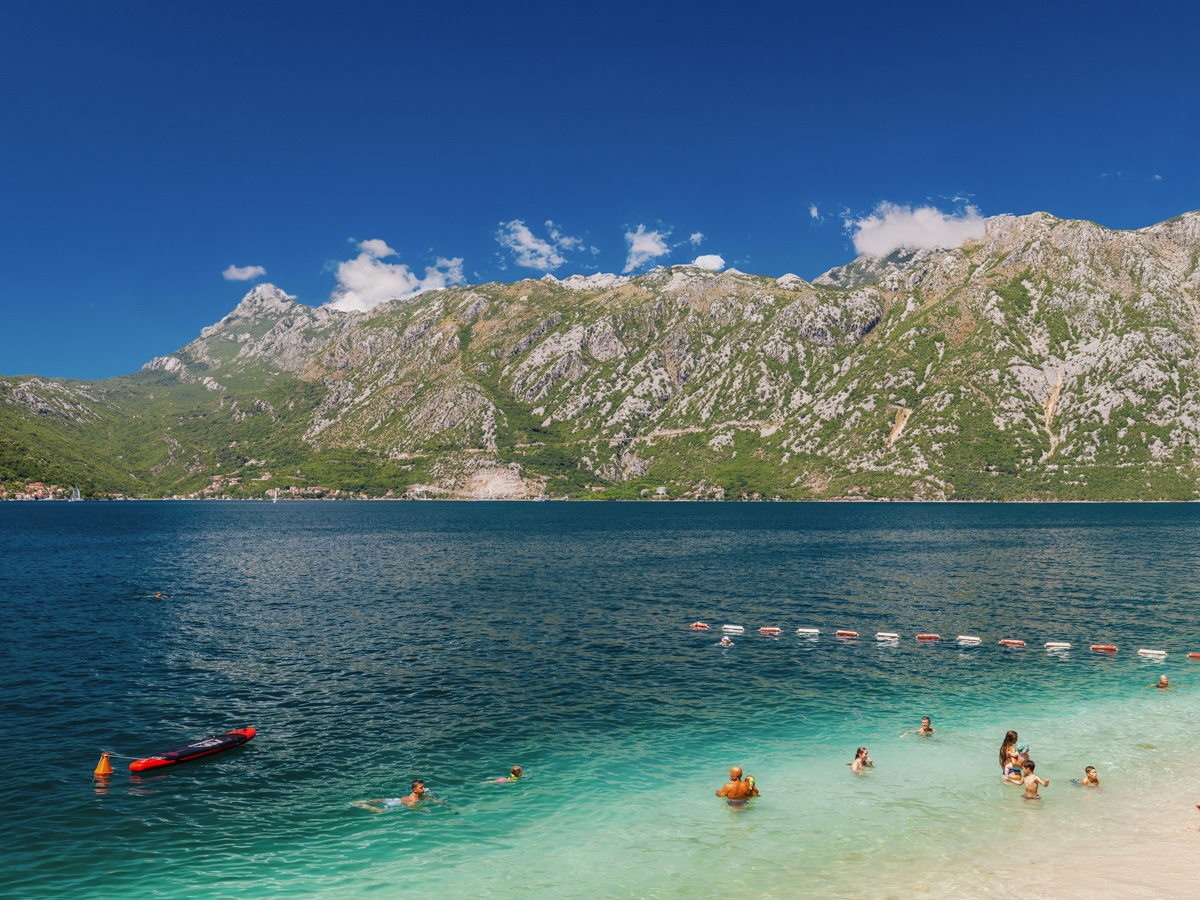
[352,779,428,812]
[902,716,936,737]
[1072,766,1100,787]
[716,766,758,803]
[495,765,522,783]
[850,747,873,773]
[1022,760,1049,799]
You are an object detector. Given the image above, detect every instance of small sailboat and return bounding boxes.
[68,485,82,502]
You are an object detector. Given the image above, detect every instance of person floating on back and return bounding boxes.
[1022,760,1049,800]
[716,766,758,804]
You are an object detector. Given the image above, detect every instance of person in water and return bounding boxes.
[1150,675,1171,689]
[718,636,734,647]
[353,779,428,812]
[1072,766,1100,787]
[850,747,873,773]
[999,731,1023,783]
[716,766,758,803]
[496,766,522,782]
[1022,760,1049,799]
[902,716,936,737]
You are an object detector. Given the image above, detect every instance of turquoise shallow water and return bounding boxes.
[3,501,1199,898]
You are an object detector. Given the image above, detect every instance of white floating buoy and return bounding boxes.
[1045,641,1071,650]
[876,632,899,641]
[957,635,981,644]
[722,624,745,634]
[1138,648,1167,658]
[796,627,820,635]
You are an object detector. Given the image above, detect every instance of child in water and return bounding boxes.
[1022,760,1049,799]
[850,747,873,773]
[1072,766,1100,787]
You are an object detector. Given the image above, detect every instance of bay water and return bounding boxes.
[3,501,1199,898]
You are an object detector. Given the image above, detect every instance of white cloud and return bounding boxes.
[848,203,986,256]
[809,204,821,221]
[223,264,267,281]
[623,225,671,273]
[1154,174,1163,181]
[496,219,582,271]
[689,232,704,245]
[692,254,725,271]
[326,239,464,312]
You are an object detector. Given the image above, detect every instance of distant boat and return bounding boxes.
[69,486,82,502]
[272,489,278,503]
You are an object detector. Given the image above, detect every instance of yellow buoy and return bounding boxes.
[94,752,112,776]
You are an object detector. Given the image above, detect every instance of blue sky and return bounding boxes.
[3,0,1198,379]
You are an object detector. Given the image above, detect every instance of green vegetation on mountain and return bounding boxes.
[5,210,1200,500]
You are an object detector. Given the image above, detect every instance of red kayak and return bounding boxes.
[129,727,256,772]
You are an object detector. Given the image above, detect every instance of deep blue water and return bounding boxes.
[3,501,1199,898]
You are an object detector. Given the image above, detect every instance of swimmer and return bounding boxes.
[718,636,734,647]
[1149,675,1171,689]
[850,746,873,773]
[1022,760,1049,800]
[352,779,427,812]
[716,766,758,803]
[495,765,522,783]
[902,716,936,737]
[1071,765,1100,787]
[1000,731,1023,783]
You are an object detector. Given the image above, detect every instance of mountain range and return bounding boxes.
[5,210,1200,500]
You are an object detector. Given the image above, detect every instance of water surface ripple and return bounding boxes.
[3,502,1199,897]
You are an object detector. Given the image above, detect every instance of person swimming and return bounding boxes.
[495,765,522,782]
[1072,765,1100,787]
[1151,675,1171,689]
[718,636,734,647]
[850,746,873,773]
[716,766,758,804]
[1000,731,1023,783]
[352,779,428,812]
[1022,760,1049,799]
[902,716,936,737]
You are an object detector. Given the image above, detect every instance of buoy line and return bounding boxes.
[688,623,1190,656]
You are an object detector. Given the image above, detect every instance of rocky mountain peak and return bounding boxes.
[198,284,311,340]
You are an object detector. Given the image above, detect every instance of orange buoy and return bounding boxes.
[916,633,941,641]
[1188,652,1200,660]
[1090,644,1117,653]
[690,622,709,630]
[836,630,859,638]
[94,752,113,776]
[759,626,781,635]
[999,639,1025,647]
